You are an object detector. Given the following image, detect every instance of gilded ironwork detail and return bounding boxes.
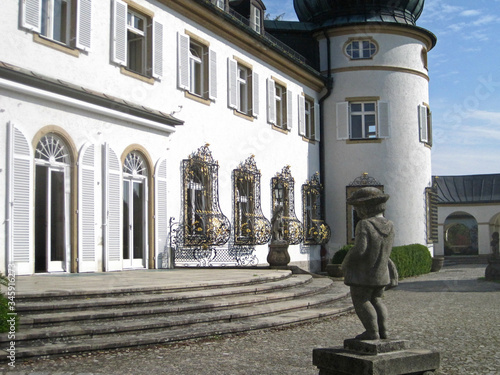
[302,172,331,245]
[232,156,271,246]
[271,166,303,245]
[181,144,230,247]
[349,172,382,186]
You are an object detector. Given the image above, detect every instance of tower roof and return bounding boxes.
[293,0,425,26]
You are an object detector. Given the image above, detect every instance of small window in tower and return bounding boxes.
[345,39,377,60]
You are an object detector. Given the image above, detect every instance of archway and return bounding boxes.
[444,212,478,256]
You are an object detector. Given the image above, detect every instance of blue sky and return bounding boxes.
[264,0,500,176]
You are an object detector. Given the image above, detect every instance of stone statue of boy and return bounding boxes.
[342,187,395,340]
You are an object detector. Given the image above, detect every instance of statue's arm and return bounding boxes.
[342,221,369,269]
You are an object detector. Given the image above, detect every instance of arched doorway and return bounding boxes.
[122,151,149,268]
[34,134,71,272]
[444,212,478,256]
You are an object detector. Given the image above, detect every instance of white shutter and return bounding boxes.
[155,158,169,268]
[314,102,321,141]
[78,143,96,272]
[76,0,92,51]
[22,0,41,32]
[208,49,217,100]
[298,95,306,136]
[177,33,190,90]
[336,102,349,140]
[267,78,276,124]
[286,89,293,130]
[228,58,238,109]
[103,143,122,271]
[378,101,390,139]
[418,104,429,143]
[152,21,164,79]
[252,71,259,117]
[112,0,127,66]
[6,123,33,275]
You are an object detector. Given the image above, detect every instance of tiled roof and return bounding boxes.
[433,174,500,204]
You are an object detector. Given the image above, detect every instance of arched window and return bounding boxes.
[34,134,71,272]
[444,213,478,256]
[122,151,148,268]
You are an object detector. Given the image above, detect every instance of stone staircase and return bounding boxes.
[1,272,352,360]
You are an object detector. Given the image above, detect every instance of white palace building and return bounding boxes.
[1,0,439,275]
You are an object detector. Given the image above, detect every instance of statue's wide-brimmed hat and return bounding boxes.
[347,187,389,206]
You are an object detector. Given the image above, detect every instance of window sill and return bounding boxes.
[346,138,383,144]
[302,136,316,144]
[185,91,211,106]
[233,110,254,122]
[271,124,288,134]
[120,67,155,85]
[33,34,80,57]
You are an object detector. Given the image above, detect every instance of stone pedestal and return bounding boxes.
[485,257,500,281]
[313,339,440,375]
[267,241,290,268]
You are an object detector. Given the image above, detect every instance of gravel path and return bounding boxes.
[2,264,499,375]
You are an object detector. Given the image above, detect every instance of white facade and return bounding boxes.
[1,0,436,275]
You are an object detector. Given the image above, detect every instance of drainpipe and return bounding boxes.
[319,30,333,220]
[318,30,333,272]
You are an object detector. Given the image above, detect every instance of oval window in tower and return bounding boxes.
[345,39,378,60]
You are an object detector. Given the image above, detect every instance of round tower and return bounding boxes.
[294,0,437,251]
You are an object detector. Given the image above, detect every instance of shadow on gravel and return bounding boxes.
[394,279,500,293]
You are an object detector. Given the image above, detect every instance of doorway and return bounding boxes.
[34,134,70,273]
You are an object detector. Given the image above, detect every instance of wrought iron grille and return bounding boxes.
[180,144,231,247]
[233,156,271,246]
[271,166,303,245]
[302,172,331,245]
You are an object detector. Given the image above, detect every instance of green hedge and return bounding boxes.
[390,244,432,279]
[331,244,353,264]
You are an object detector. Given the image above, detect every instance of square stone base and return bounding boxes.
[313,339,440,375]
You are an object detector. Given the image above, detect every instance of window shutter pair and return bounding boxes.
[267,79,293,129]
[22,0,92,51]
[336,101,390,140]
[178,33,217,100]
[227,58,258,116]
[418,104,432,145]
[103,146,169,271]
[112,0,163,79]
[298,95,321,141]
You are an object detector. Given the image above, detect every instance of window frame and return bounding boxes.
[251,4,262,34]
[336,99,389,141]
[126,9,148,76]
[228,58,258,117]
[350,101,377,140]
[345,38,378,60]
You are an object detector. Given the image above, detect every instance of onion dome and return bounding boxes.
[293,0,425,26]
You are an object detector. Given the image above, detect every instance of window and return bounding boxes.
[299,95,320,141]
[267,78,292,130]
[122,152,148,268]
[228,59,259,117]
[345,39,377,60]
[336,100,389,140]
[21,0,92,51]
[181,145,230,247]
[233,157,271,245]
[34,134,71,273]
[251,4,262,34]
[271,166,303,245]
[419,104,432,146]
[302,173,330,245]
[178,33,217,100]
[112,0,163,79]
[212,0,225,9]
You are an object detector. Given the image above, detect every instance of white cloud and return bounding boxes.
[460,10,481,17]
[472,15,497,26]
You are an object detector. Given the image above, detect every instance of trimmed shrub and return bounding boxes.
[390,244,432,279]
[331,244,353,264]
[0,294,10,333]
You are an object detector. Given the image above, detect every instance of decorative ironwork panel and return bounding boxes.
[232,156,271,246]
[271,166,303,245]
[302,172,331,245]
[349,172,382,186]
[181,144,231,247]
